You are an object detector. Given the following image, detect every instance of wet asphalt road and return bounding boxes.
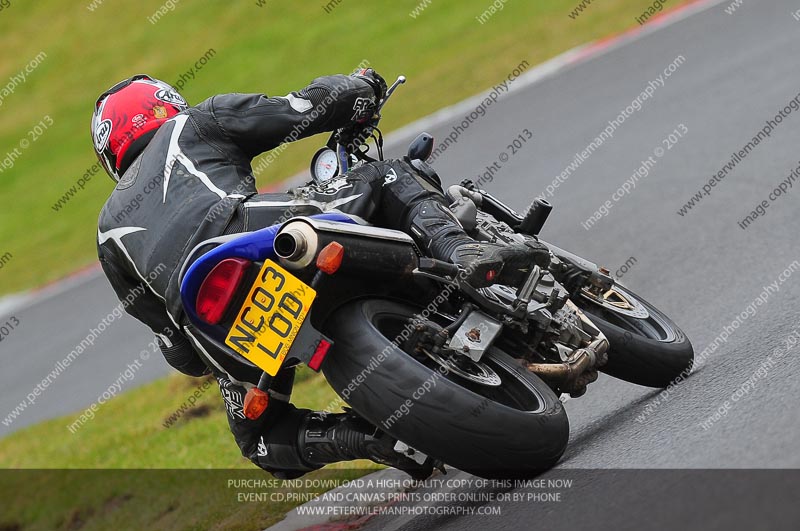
[362,0,800,529]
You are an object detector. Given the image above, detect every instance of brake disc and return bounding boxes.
[579,286,649,319]
[419,348,502,387]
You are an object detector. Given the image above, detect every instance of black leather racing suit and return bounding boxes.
[97,74,467,476]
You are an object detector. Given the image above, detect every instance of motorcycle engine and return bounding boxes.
[452,201,595,362]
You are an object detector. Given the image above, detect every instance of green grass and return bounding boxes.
[0,368,352,468]
[0,368,382,530]
[0,0,670,296]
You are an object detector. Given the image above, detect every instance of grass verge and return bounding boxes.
[0,368,380,530]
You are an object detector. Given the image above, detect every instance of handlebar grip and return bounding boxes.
[518,198,552,236]
[418,257,461,278]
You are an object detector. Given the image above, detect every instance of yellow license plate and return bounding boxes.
[225,260,316,376]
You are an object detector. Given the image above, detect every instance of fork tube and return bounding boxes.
[337,144,349,174]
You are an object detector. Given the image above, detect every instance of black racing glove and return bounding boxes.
[352,68,387,102]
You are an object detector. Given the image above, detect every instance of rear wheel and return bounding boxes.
[322,298,569,478]
[576,284,694,388]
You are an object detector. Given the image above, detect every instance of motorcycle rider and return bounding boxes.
[93,70,549,478]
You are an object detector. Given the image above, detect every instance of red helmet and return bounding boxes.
[91,74,188,181]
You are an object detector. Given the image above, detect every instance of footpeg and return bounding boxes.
[394,440,428,466]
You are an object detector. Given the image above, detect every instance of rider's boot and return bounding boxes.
[405,199,550,288]
[298,412,433,480]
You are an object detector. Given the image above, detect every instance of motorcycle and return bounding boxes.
[179,76,694,478]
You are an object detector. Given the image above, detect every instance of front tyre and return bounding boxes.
[322,299,569,479]
[575,284,694,388]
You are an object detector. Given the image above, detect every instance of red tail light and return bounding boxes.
[308,339,332,371]
[196,258,251,325]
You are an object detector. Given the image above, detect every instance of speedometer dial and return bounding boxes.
[310,148,339,183]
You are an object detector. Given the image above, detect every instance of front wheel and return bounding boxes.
[321,299,569,479]
[575,284,694,388]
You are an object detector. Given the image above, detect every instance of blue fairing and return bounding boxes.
[180,213,357,337]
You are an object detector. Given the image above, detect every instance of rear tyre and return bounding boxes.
[322,298,569,479]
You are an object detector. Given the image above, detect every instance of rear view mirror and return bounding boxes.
[407,132,434,161]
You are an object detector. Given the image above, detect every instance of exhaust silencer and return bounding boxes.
[274,217,420,277]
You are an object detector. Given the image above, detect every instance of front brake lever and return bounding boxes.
[376,75,406,114]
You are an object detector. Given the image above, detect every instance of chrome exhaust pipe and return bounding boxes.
[525,337,609,390]
[274,229,309,261]
[273,220,320,269]
[273,217,420,275]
